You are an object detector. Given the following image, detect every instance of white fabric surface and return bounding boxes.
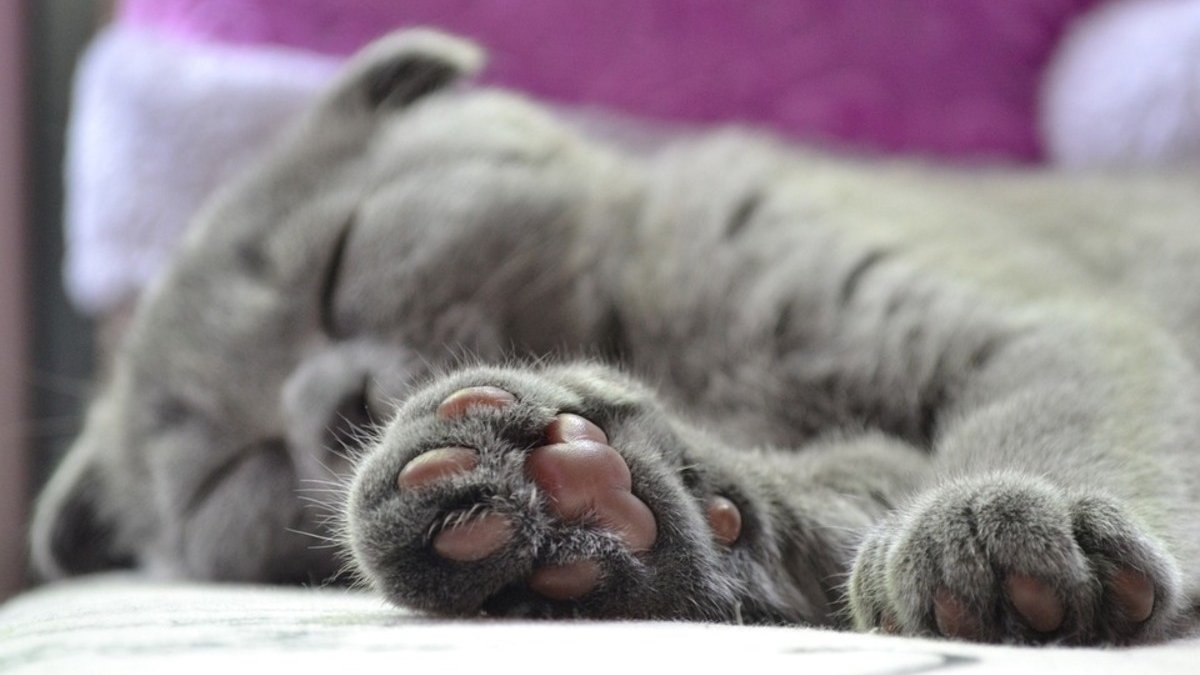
[1,575,1198,674]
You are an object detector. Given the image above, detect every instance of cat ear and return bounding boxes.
[29,448,131,580]
[326,29,485,113]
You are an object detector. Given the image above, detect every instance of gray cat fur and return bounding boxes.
[30,30,1200,644]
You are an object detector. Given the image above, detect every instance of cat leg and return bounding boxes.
[344,362,929,622]
[847,318,1196,644]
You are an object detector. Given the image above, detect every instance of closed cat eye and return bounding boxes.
[319,214,356,340]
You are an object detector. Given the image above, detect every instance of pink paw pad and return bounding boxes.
[1005,575,1064,633]
[526,414,658,554]
[397,447,478,490]
[1111,568,1155,623]
[522,412,660,600]
[706,496,742,547]
[529,560,603,600]
[433,513,514,562]
[436,386,517,419]
[934,590,984,641]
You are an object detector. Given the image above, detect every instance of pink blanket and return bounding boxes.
[66,0,1200,315]
[119,0,1106,161]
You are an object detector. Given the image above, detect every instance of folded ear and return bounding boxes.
[326,29,485,113]
[29,446,132,580]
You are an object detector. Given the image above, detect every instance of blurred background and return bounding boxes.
[1,0,108,604]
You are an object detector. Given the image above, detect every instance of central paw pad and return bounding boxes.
[528,414,657,553]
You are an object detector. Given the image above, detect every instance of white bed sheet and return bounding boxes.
[1,575,1197,674]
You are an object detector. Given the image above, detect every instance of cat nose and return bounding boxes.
[283,369,382,483]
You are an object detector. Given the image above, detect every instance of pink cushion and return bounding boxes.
[118,0,1108,162]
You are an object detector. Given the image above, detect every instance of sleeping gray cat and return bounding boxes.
[30,30,1200,645]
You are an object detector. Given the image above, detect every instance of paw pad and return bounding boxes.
[526,436,657,552]
[1004,575,1063,634]
[1111,568,1155,623]
[933,590,982,641]
[433,513,514,562]
[436,386,517,419]
[706,496,742,547]
[529,560,603,600]
[396,447,478,490]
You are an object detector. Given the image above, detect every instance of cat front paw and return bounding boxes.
[847,474,1183,645]
[406,386,657,600]
[344,365,742,619]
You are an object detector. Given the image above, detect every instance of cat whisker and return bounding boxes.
[285,526,339,543]
[296,485,349,494]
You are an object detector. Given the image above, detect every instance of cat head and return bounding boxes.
[31,30,636,582]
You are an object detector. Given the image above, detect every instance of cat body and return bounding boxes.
[32,31,1200,644]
